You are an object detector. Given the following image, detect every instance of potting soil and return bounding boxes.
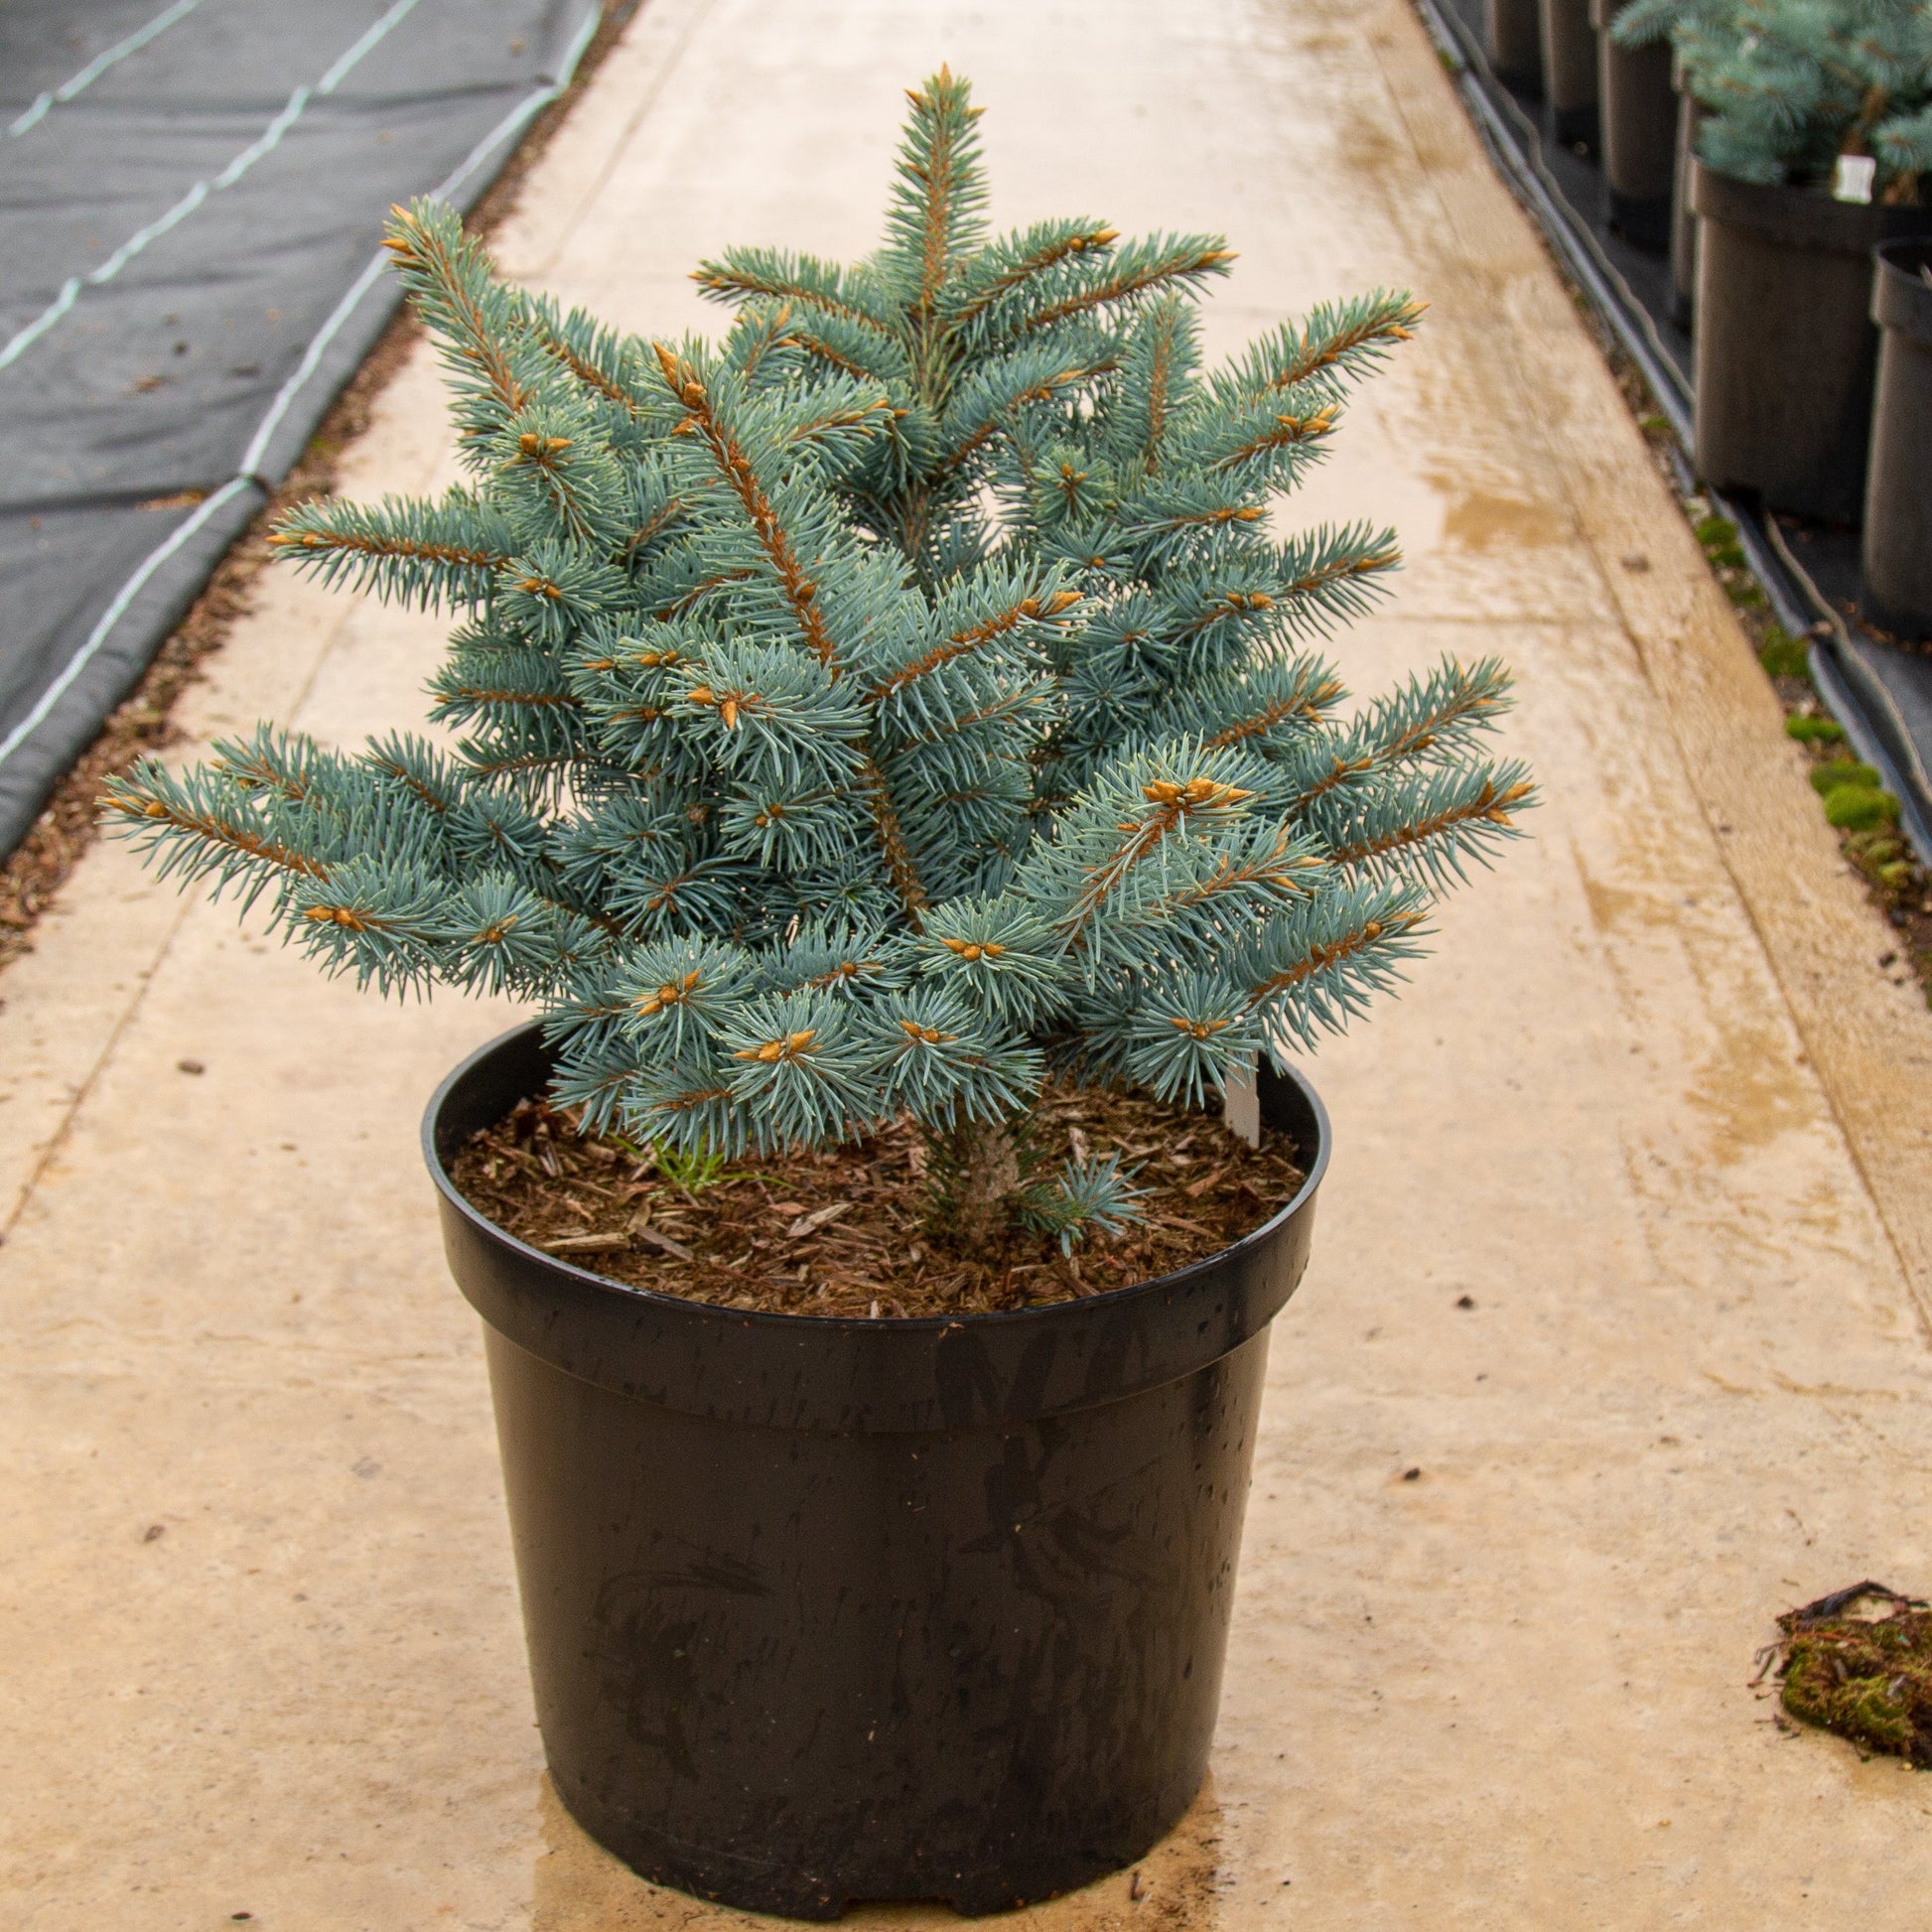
[0,0,604,860]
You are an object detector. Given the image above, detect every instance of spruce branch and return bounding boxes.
[1021,1150,1147,1254]
[939,218,1122,333]
[650,344,849,667]
[381,201,533,436]
[1235,882,1433,1044]
[1001,233,1237,340]
[1312,763,1538,891]
[103,761,334,902]
[268,491,514,610]
[1210,290,1427,408]
[884,64,990,314]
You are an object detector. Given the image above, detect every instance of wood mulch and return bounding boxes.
[449,1081,1308,1319]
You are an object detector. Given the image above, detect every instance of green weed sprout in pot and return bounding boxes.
[1616,0,1932,515]
[107,69,1535,1263]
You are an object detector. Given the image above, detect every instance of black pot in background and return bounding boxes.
[1590,0,1674,249]
[1487,0,1544,96]
[1539,0,1599,152]
[426,1023,1330,1919]
[1692,161,1932,522]
[1862,240,1932,639]
[1670,74,1701,327]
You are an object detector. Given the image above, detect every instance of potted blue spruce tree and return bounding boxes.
[108,71,1534,1917]
[1618,0,1932,518]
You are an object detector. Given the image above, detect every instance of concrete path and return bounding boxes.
[6,0,1932,1925]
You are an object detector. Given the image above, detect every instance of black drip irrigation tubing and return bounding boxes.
[1413,0,1932,870]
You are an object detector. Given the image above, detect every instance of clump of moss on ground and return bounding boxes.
[1767,1583,1932,1766]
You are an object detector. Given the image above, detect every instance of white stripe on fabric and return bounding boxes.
[552,1,605,88]
[0,478,252,768]
[237,248,390,481]
[211,85,313,191]
[0,0,425,372]
[8,0,209,138]
[317,0,424,95]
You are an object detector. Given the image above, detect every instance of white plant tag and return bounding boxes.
[1223,1058,1261,1149]
[1834,154,1876,205]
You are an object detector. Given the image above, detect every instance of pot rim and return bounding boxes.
[1690,157,1932,252]
[423,1018,1331,1333]
[1872,238,1932,346]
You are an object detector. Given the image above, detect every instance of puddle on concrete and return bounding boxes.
[531,1774,1227,1931]
[1570,827,1817,1171]
[1682,1014,1814,1166]
[1437,488,1569,553]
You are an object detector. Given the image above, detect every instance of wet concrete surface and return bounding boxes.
[5,0,1932,1925]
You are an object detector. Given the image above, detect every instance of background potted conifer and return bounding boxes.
[1669,48,1707,322]
[1592,0,1678,246]
[1611,1,1716,314]
[1542,0,1603,150]
[107,70,1534,1917]
[1617,0,1932,519]
[1863,238,1932,635]
[1489,0,1548,96]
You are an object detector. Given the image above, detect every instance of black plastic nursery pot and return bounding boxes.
[1589,1,1673,248]
[1691,162,1932,523]
[425,1022,1330,1919]
[1538,0,1599,152]
[1862,239,1932,640]
[1486,0,1544,97]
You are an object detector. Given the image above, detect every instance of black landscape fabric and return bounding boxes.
[0,0,605,858]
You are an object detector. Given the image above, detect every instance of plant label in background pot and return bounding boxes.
[1834,153,1877,203]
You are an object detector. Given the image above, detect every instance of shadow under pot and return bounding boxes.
[425,1021,1331,1920]
[1862,239,1932,640]
[1590,0,1674,249]
[1691,161,1932,523]
[1486,0,1544,97]
[1539,0,1599,153]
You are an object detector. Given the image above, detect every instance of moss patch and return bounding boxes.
[1809,759,1882,796]
[1758,626,1813,680]
[1767,1583,1932,1766]
[1824,786,1901,832]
